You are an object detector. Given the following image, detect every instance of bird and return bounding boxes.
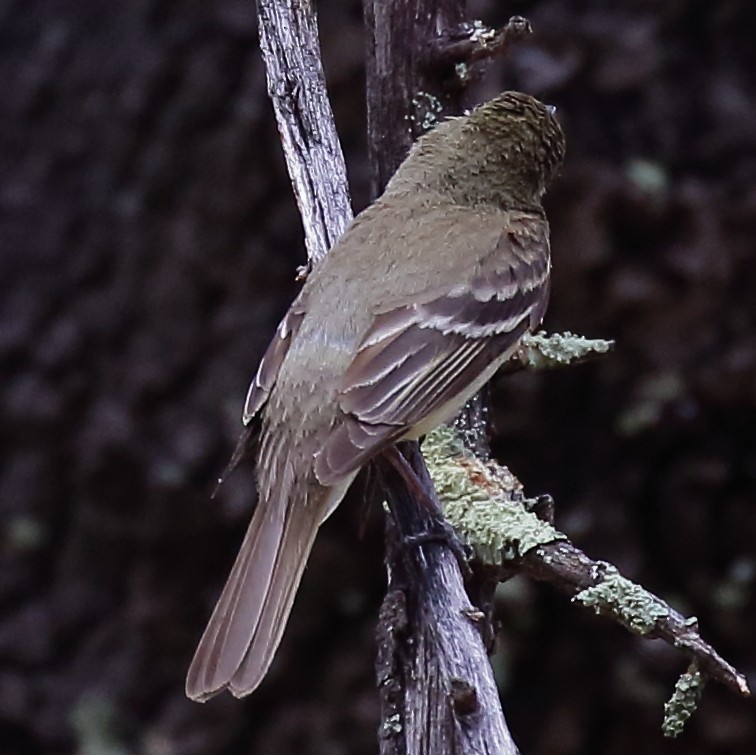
[186,90,566,701]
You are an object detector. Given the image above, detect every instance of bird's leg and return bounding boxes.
[382,444,437,509]
[381,444,471,579]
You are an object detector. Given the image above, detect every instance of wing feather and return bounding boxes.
[314,215,551,485]
[243,303,307,425]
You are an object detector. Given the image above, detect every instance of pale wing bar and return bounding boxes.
[314,222,550,485]
[243,305,307,425]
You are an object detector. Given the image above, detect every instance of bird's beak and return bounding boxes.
[546,104,557,116]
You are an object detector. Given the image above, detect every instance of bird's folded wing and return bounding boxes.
[242,300,308,425]
[211,300,307,492]
[314,217,550,485]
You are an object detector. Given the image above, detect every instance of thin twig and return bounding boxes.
[432,16,533,67]
[422,424,751,711]
[525,544,750,698]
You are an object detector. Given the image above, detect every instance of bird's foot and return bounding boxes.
[401,515,472,581]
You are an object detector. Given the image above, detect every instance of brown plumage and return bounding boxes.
[186,91,566,701]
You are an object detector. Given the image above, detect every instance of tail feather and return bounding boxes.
[227,499,318,695]
[186,439,354,702]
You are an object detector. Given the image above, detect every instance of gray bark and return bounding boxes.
[257,0,353,264]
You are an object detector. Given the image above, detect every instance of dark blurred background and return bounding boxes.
[2,0,755,753]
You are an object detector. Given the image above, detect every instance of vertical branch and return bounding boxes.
[376,444,520,755]
[257,0,353,264]
[364,2,520,753]
[255,0,521,751]
[364,0,465,197]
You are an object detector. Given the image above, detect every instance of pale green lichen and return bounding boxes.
[422,426,564,564]
[382,713,403,735]
[518,331,614,369]
[408,92,443,133]
[468,19,496,45]
[574,566,668,634]
[454,62,471,84]
[662,666,704,738]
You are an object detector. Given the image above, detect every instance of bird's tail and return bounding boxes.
[186,433,350,701]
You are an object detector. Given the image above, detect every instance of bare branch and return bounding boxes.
[364,0,466,195]
[431,16,533,69]
[256,0,353,265]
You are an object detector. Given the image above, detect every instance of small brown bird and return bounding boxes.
[186,91,565,701]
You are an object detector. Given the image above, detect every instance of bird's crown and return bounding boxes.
[389,91,566,211]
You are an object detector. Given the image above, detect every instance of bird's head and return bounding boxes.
[465,91,566,194]
[388,91,566,212]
